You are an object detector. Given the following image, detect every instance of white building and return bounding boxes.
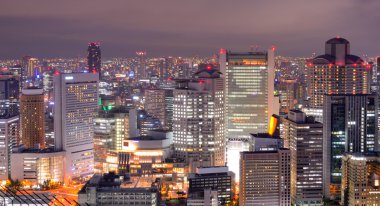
[173,68,225,172]
[219,49,277,181]
[0,116,19,180]
[10,148,65,185]
[54,73,99,183]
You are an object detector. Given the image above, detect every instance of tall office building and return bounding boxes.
[54,73,99,183]
[93,108,130,173]
[0,77,20,180]
[240,149,291,206]
[20,87,45,149]
[173,67,225,171]
[282,110,323,205]
[306,37,370,121]
[0,77,19,118]
[0,116,19,180]
[144,89,173,130]
[136,51,147,79]
[341,152,380,206]
[22,56,39,81]
[219,49,277,180]
[323,94,378,198]
[87,43,101,79]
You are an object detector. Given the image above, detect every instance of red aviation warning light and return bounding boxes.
[219,48,227,54]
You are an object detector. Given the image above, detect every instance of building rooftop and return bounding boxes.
[128,135,167,141]
[326,37,349,44]
[251,133,281,139]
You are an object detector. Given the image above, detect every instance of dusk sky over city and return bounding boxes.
[1,0,380,58]
[2,1,380,205]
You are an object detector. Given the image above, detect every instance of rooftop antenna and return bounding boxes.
[250,44,260,52]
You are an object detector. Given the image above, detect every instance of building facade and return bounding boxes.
[220,49,277,180]
[87,43,101,79]
[144,89,173,130]
[341,152,380,206]
[323,94,378,198]
[306,37,370,121]
[173,68,225,171]
[239,149,291,206]
[20,87,45,149]
[0,116,19,180]
[10,148,65,185]
[78,173,159,206]
[0,77,19,118]
[188,167,233,205]
[282,110,323,205]
[54,73,99,183]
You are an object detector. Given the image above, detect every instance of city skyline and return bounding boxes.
[1,0,380,58]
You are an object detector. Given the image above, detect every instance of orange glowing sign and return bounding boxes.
[268,115,278,136]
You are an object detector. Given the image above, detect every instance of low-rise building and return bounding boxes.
[10,147,65,186]
[188,166,234,205]
[78,172,160,206]
[187,188,218,206]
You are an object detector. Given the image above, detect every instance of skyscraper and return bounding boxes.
[0,116,19,180]
[0,77,20,180]
[173,67,225,171]
[240,149,291,206]
[144,88,173,130]
[87,42,101,79]
[219,49,277,180]
[54,73,99,183]
[323,94,378,198]
[306,37,370,121]
[20,87,45,149]
[0,77,19,118]
[93,107,130,173]
[22,56,39,83]
[136,51,147,79]
[282,110,323,205]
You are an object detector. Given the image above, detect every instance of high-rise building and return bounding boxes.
[188,167,234,205]
[93,108,130,173]
[144,89,173,130]
[219,49,277,181]
[323,94,378,198]
[341,152,380,206]
[0,116,19,180]
[0,77,19,118]
[54,73,99,183]
[136,51,147,79]
[278,78,298,113]
[22,56,39,82]
[239,149,291,206]
[0,77,20,180]
[87,43,101,79]
[20,87,45,149]
[282,110,323,205]
[306,37,370,121]
[173,67,225,171]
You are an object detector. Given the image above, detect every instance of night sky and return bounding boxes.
[1,0,379,58]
